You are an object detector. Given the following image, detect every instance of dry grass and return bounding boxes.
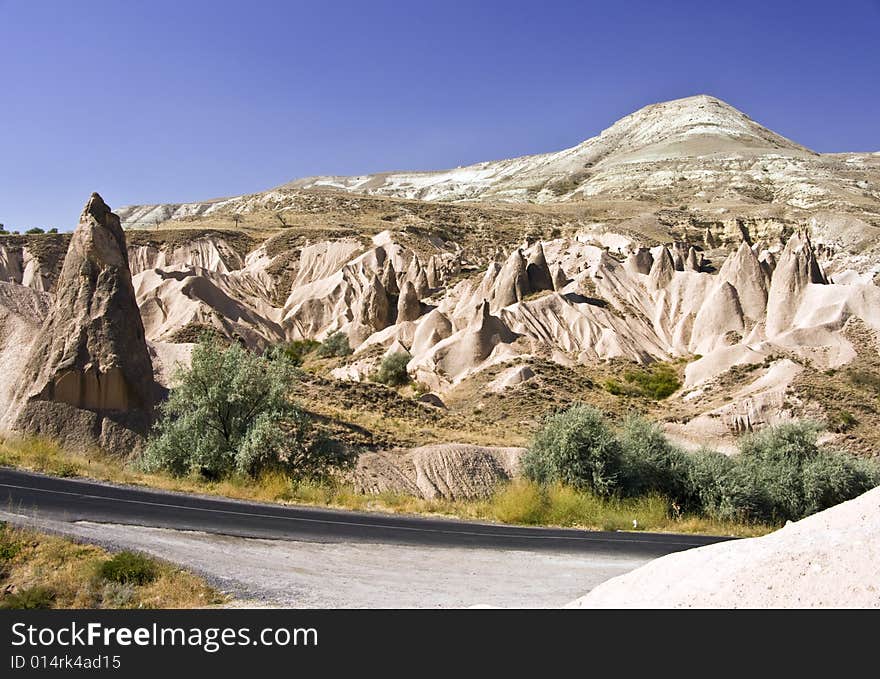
[0,434,769,538]
[0,522,224,609]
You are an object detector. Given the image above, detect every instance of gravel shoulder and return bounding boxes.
[0,510,648,608]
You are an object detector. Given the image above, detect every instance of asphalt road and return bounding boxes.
[0,467,730,557]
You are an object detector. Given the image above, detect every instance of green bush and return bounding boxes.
[143,340,345,480]
[618,416,692,504]
[604,363,681,400]
[728,422,879,522]
[373,352,411,386]
[0,585,55,609]
[47,228,58,234]
[316,332,352,358]
[522,405,623,496]
[272,339,320,366]
[98,551,157,585]
[24,227,45,235]
[0,523,21,564]
[525,409,879,524]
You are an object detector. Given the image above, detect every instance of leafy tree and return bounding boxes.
[25,227,45,235]
[143,340,346,480]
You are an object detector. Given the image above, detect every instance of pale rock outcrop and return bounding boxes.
[358,274,393,333]
[716,241,770,323]
[351,444,524,500]
[492,249,530,309]
[766,233,827,337]
[410,309,453,356]
[648,246,676,290]
[690,281,746,355]
[684,246,700,272]
[0,282,51,413]
[487,364,535,393]
[413,267,431,298]
[1,194,155,454]
[396,280,422,323]
[526,242,553,292]
[380,258,399,296]
[425,256,440,288]
[551,263,569,291]
[624,247,654,275]
[436,301,518,375]
[569,484,880,609]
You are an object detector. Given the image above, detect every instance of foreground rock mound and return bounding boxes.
[351,444,524,500]
[568,486,880,608]
[1,194,155,454]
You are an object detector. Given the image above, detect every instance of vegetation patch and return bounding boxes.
[372,352,412,387]
[143,340,350,480]
[98,551,158,586]
[316,332,353,358]
[0,522,222,609]
[522,405,879,524]
[604,362,681,399]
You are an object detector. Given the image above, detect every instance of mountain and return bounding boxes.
[116,95,880,236]
[286,94,813,201]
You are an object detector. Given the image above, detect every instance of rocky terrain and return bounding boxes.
[2,94,880,494]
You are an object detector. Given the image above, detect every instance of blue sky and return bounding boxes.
[1,0,878,230]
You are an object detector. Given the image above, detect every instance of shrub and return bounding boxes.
[704,422,879,523]
[604,363,681,400]
[0,586,55,609]
[827,410,857,433]
[143,340,345,480]
[100,582,136,608]
[491,480,547,524]
[47,227,58,234]
[522,405,623,495]
[0,522,22,564]
[618,416,692,503]
[316,332,352,358]
[373,352,411,386]
[98,551,157,586]
[272,339,320,366]
[25,227,45,235]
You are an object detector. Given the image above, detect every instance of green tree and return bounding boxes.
[143,340,345,480]
[522,404,623,495]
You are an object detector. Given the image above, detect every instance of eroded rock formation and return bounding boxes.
[1,194,155,454]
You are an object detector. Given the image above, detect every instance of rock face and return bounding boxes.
[396,280,422,323]
[766,232,827,337]
[1,194,155,454]
[568,485,880,608]
[351,443,524,500]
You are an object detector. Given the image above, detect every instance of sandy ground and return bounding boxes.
[1,511,648,608]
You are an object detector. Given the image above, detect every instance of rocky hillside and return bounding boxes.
[116,96,880,255]
[3,95,880,461]
[5,206,880,457]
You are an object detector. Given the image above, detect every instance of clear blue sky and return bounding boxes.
[1,0,878,231]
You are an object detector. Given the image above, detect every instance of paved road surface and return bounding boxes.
[0,468,731,607]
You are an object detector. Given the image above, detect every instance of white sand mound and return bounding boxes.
[568,486,880,608]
